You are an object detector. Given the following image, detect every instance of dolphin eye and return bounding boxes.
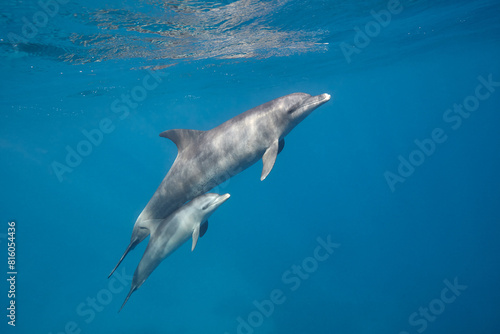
[201,204,209,210]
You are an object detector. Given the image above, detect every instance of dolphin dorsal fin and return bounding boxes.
[159,129,204,152]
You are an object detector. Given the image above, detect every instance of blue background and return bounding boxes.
[1,0,500,333]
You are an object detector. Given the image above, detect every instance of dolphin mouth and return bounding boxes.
[216,193,231,204]
[312,93,331,105]
[205,194,231,210]
[302,93,331,109]
[317,93,331,102]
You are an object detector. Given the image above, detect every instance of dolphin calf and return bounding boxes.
[109,92,331,277]
[120,193,230,311]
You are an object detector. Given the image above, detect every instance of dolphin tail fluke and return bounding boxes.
[119,286,136,312]
[108,242,134,278]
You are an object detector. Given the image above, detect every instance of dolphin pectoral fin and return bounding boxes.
[278,138,285,154]
[200,221,208,237]
[261,139,280,181]
[192,225,200,251]
[159,129,204,152]
[192,221,209,251]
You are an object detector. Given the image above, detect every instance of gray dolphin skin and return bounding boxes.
[120,193,230,311]
[109,92,331,277]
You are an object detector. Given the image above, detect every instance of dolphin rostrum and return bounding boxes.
[120,193,230,311]
[109,92,331,277]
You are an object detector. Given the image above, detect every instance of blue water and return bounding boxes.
[1,0,500,333]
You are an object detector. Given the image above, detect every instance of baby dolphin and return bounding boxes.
[120,193,230,311]
[110,93,331,278]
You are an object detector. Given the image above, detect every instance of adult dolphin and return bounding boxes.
[120,193,230,311]
[109,92,331,277]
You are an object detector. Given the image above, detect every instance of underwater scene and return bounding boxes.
[1,0,500,333]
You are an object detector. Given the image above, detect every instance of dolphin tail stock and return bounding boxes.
[108,242,135,278]
[109,220,163,278]
[119,286,136,312]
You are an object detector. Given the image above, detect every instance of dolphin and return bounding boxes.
[109,92,331,277]
[120,193,230,311]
